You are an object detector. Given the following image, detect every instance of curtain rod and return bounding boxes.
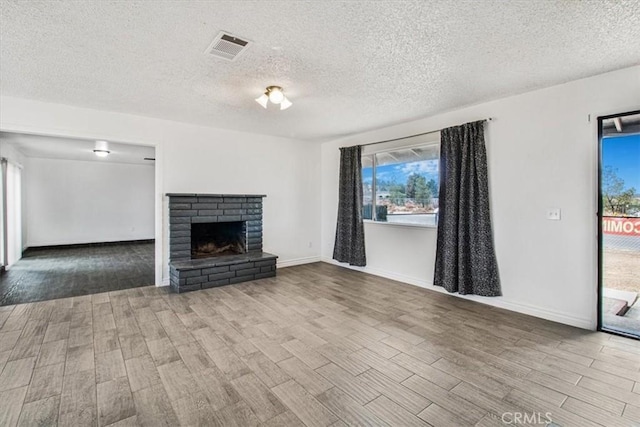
[359,117,494,148]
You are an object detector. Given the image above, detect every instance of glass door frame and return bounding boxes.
[597,109,640,338]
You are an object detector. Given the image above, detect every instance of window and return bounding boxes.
[362,139,440,227]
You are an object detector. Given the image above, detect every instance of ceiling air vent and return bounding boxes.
[205,32,251,61]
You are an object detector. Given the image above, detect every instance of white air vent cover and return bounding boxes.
[205,32,251,61]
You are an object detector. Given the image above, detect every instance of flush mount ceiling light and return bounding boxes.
[93,140,110,157]
[255,86,292,110]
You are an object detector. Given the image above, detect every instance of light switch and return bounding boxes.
[546,208,561,221]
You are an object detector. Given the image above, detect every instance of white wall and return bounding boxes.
[0,96,322,285]
[161,131,320,267]
[321,65,640,330]
[25,157,155,246]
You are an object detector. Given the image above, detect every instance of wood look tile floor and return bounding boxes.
[1,262,639,426]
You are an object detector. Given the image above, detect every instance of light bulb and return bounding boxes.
[94,140,110,157]
[268,87,284,104]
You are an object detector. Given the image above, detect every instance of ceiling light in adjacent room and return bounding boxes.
[255,86,292,110]
[93,140,110,157]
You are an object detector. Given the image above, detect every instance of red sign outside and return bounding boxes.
[603,217,640,236]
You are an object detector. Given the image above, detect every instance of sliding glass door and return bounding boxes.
[598,110,640,338]
[5,162,22,267]
[0,158,22,269]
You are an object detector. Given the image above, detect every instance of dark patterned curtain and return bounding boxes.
[333,146,366,266]
[434,121,501,296]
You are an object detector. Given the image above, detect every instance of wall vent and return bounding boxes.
[205,32,251,61]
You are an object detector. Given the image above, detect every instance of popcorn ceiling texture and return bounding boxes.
[1,0,639,141]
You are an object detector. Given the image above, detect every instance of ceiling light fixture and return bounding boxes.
[93,140,110,157]
[255,86,292,110]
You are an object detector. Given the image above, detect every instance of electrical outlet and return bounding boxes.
[546,208,561,221]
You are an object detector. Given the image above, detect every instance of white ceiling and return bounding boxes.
[1,1,639,142]
[0,132,155,165]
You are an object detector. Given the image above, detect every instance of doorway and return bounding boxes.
[598,110,640,338]
[0,132,157,305]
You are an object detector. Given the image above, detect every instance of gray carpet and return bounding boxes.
[0,242,155,306]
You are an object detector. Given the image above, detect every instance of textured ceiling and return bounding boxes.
[1,1,639,141]
[0,132,155,165]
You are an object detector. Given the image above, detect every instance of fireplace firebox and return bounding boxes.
[191,221,246,259]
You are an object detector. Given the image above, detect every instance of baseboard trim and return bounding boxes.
[278,256,321,268]
[25,239,156,252]
[160,277,170,287]
[320,257,593,330]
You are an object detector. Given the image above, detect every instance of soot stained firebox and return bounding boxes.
[191,221,245,259]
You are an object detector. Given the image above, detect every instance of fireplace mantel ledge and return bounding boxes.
[170,252,277,271]
[166,193,266,198]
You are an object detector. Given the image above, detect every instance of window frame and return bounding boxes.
[362,138,441,229]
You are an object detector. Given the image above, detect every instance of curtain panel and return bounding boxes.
[333,145,367,267]
[434,120,501,296]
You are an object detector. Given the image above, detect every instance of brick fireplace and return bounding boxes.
[167,193,277,293]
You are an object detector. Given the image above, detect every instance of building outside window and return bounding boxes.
[362,134,440,227]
